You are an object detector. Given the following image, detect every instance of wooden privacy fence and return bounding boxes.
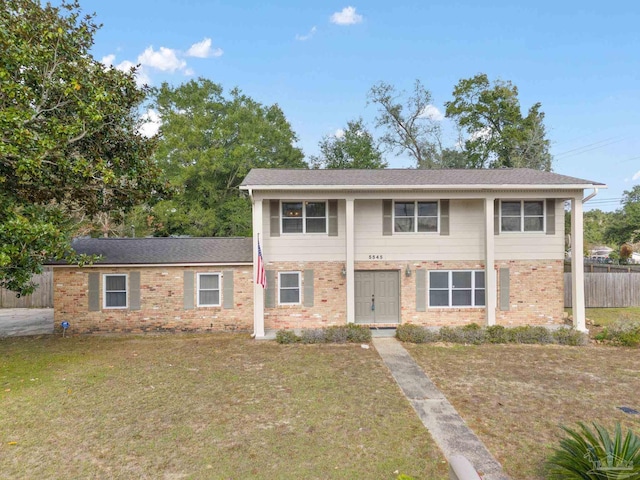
[565,272,640,308]
[0,271,53,308]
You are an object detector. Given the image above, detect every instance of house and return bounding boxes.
[50,237,253,333]
[49,168,604,336]
[240,168,604,337]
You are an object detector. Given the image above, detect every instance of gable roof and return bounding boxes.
[240,168,605,190]
[49,237,253,266]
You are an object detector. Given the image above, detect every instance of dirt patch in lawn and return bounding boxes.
[405,343,640,480]
[1,334,447,479]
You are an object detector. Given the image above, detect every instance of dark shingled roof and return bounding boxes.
[241,168,604,188]
[50,237,253,265]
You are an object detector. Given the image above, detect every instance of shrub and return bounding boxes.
[601,318,640,347]
[438,324,485,344]
[275,329,299,344]
[324,325,349,344]
[396,324,437,343]
[299,329,326,344]
[546,422,640,479]
[345,324,372,343]
[553,327,589,346]
[485,325,508,344]
[506,325,554,344]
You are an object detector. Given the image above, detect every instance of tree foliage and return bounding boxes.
[310,118,387,169]
[146,79,306,237]
[606,185,640,245]
[445,73,552,171]
[368,80,446,169]
[0,0,166,294]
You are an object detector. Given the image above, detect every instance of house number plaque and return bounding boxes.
[368,255,384,260]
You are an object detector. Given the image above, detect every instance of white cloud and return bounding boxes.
[139,109,161,138]
[100,54,116,67]
[138,46,186,72]
[334,128,345,139]
[296,26,317,41]
[330,6,363,25]
[184,67,195,76]
[186,37,223,58]
[419,104,444,121]
[633,170,640,181]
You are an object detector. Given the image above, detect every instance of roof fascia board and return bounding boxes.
[50,262,253,268]
[242,184,604,192]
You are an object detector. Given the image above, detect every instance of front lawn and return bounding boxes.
[1,334,447,479]
[405,343,640,479]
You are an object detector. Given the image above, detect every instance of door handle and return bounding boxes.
[371,294,375,311]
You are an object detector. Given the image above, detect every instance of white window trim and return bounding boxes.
[428,270,485,308]
[278,271,301,305]
[197,272,221,307]
[103,273,128,309]
[392,200,440,234]
[500,199,546,233]
[281,200,328,235]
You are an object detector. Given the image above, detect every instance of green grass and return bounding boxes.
[565,307,640,327]
[1,334,447,479]
[405,343,640,480]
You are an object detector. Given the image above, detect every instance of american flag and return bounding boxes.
[256,238,266,288]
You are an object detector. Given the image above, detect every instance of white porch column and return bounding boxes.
[252,197,265,338]
[571,195,587,332]
[345,198,355,324]
[484,197,497,326]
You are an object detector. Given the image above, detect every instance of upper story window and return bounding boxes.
[104,274,127,309]
[501,200,544,232]
[197,273,221,307]
[394,201,438,233]
[282,201,327,234]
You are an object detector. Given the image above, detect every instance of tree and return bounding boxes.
[605,185,640,245]
[310,118,387,169]
[148,79,306,237]
[0,0,166,295]
[445,73,552,171]
[368,80,445,169]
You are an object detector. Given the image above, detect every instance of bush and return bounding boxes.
[299,329,326,344]
[506,325,554,344]
[395,324,437,343]
[438,324,486,344]
[599,318,640,347]
[324,325,349,344]
[275,329,299,344]
[346,324,372,343]
[485,325,508,344]
[553,327,589,346]
[546,422,640,479]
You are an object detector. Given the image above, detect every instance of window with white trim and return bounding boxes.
[197,273,221,307]
[429,271,485,307]
[394,201,438,233]
[104,274,128,309]
[501,200,544,232]
[282,201,327,234]
[278,272,301,304]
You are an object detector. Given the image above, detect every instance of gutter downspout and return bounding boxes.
[583,187,599,203]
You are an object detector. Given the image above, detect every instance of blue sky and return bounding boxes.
[82,0,639,211]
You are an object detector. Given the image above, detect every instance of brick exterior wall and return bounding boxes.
[53,266,253,334]
[264,261,346,330]
[265,259,564,330]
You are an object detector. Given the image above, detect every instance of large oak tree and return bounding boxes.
[0,0,166,294]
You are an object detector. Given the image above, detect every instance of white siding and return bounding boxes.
[262,200,346,262]
[354,199,485,261]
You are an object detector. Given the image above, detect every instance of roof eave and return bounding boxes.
[241,183,606,191]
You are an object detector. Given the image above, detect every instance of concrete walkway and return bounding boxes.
[0,309,54,337]
[373,337,509,480]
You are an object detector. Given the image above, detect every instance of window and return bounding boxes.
[501,200,544,232]
[281,201,327,234]
[104,274,127,308]
[394,201,438,233]
[278,272,301,304]
[429,271,485,308]
[197,273,221,306]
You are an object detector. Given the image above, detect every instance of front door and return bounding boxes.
[354,271,400,324]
